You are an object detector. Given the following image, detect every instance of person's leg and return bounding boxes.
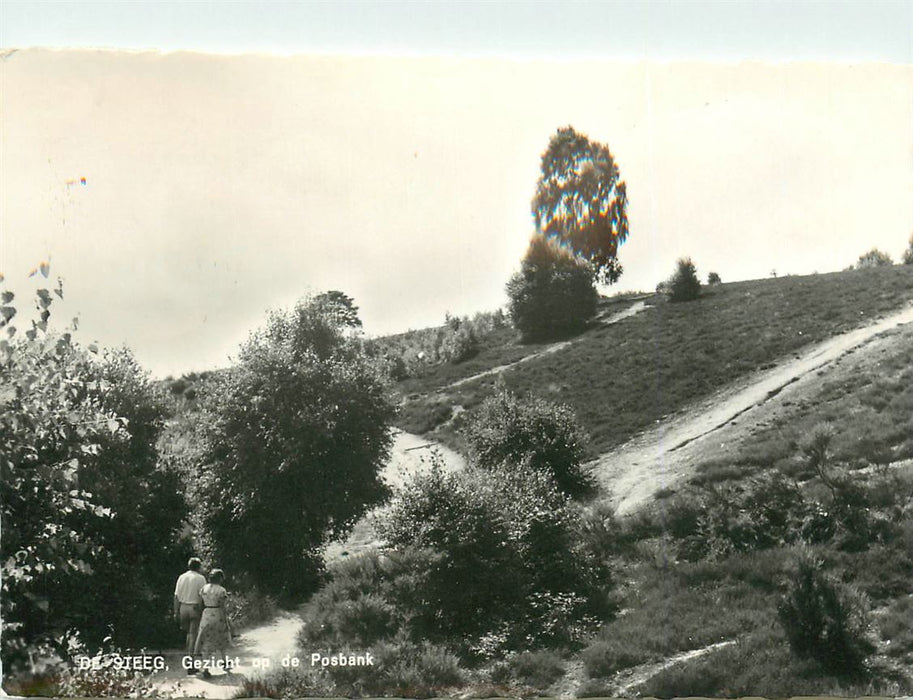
[180,605,201,674]
[186,616,199,655]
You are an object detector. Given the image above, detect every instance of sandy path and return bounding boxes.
[151,612,303,699]
[592,302,913,515]
[324,430,466,562]
[610,640,737,695]
[152,432,464,697]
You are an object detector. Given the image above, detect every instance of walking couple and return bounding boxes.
[173,557,233,677]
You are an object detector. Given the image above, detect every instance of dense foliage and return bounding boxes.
[506,235,598,342]
[374,462,611,656]
[462,388,593,497]
[668,257,702,302]
[855,248,894,269]
[299,458,612,668]
[191,295,396,600]
[367,310,506,380]
[778,553,873,677]
[532,126,629,285]
[0,280,188,670]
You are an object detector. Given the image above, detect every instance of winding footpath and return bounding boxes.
[592,302,913,515]
[151,612,303,699]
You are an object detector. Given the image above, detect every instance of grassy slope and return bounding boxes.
[386,265,913,697]
[395,266,913,458]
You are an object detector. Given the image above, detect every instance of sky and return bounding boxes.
[1,2,912,377]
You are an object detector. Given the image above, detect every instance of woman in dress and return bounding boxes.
[194,568,232,676]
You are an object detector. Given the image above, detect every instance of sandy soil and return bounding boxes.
[323,429,466,562]
[151,612,303,699]
[591,302,913,515]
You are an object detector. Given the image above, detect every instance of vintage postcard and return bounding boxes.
[2,3,913,698]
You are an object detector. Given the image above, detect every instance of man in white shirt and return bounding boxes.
[173,557,206,672]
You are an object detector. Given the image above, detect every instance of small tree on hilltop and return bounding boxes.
[668,257,701,303]
[902,233,913,265]
[507,234,598,342]
[313,290,362,329]
[532,126,629,285]
[855,248,893,269]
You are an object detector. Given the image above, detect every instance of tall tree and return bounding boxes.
[532,126,629,284]
[193,295,395,600]
[313,290,363,329]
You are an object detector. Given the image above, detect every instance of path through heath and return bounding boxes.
[592,302,913,515]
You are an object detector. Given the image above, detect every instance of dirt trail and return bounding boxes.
[324,430,466,562]
[151,612,303,699]
[153,433,465,697]
[592,303,913,515]
[609,640,737,695]
[444,301,648,391]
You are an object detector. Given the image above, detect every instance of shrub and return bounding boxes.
[903,233,913,265]
[778,552,874,677]
[667,257,701,302]
[440,323,479,364]
[225,588,280,632]
[669,473,809,560]
[491,649,566,690]
[192,294,396,601]
[462,387,593,497]
[235,666,335,698]
[328,638,465,698]
[707,271,722,285]
[507,234,598,342]
[855,248,894,269]
[581,635,646,678]
[0,279,189,668]
[373,461,612,656]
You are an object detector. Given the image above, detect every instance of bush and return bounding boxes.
[667,257,701,302]
[225,588,280,632]
[903,233,913,265]
[669,473,809,561]
[372,461,612,656]
[192,294,396,601]
[707,271,722,285]
[0,280,189,669]
[855,248,894,269]
[440,323,479,364]
[328,638,465,698]
[462,387,593,497]
[507,234,598,342]
[581,636,646,678]
[491,649,566,690]
[778,552,874,677]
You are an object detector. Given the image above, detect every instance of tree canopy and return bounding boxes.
[0,281,188,669]
[506,234,598,342]
[192,294,396,599]
[532,126,629,284]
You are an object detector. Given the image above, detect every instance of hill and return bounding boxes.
[393,265,913,458]
[366,264,913,697]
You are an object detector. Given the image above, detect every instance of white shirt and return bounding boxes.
[174,570,206,604]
